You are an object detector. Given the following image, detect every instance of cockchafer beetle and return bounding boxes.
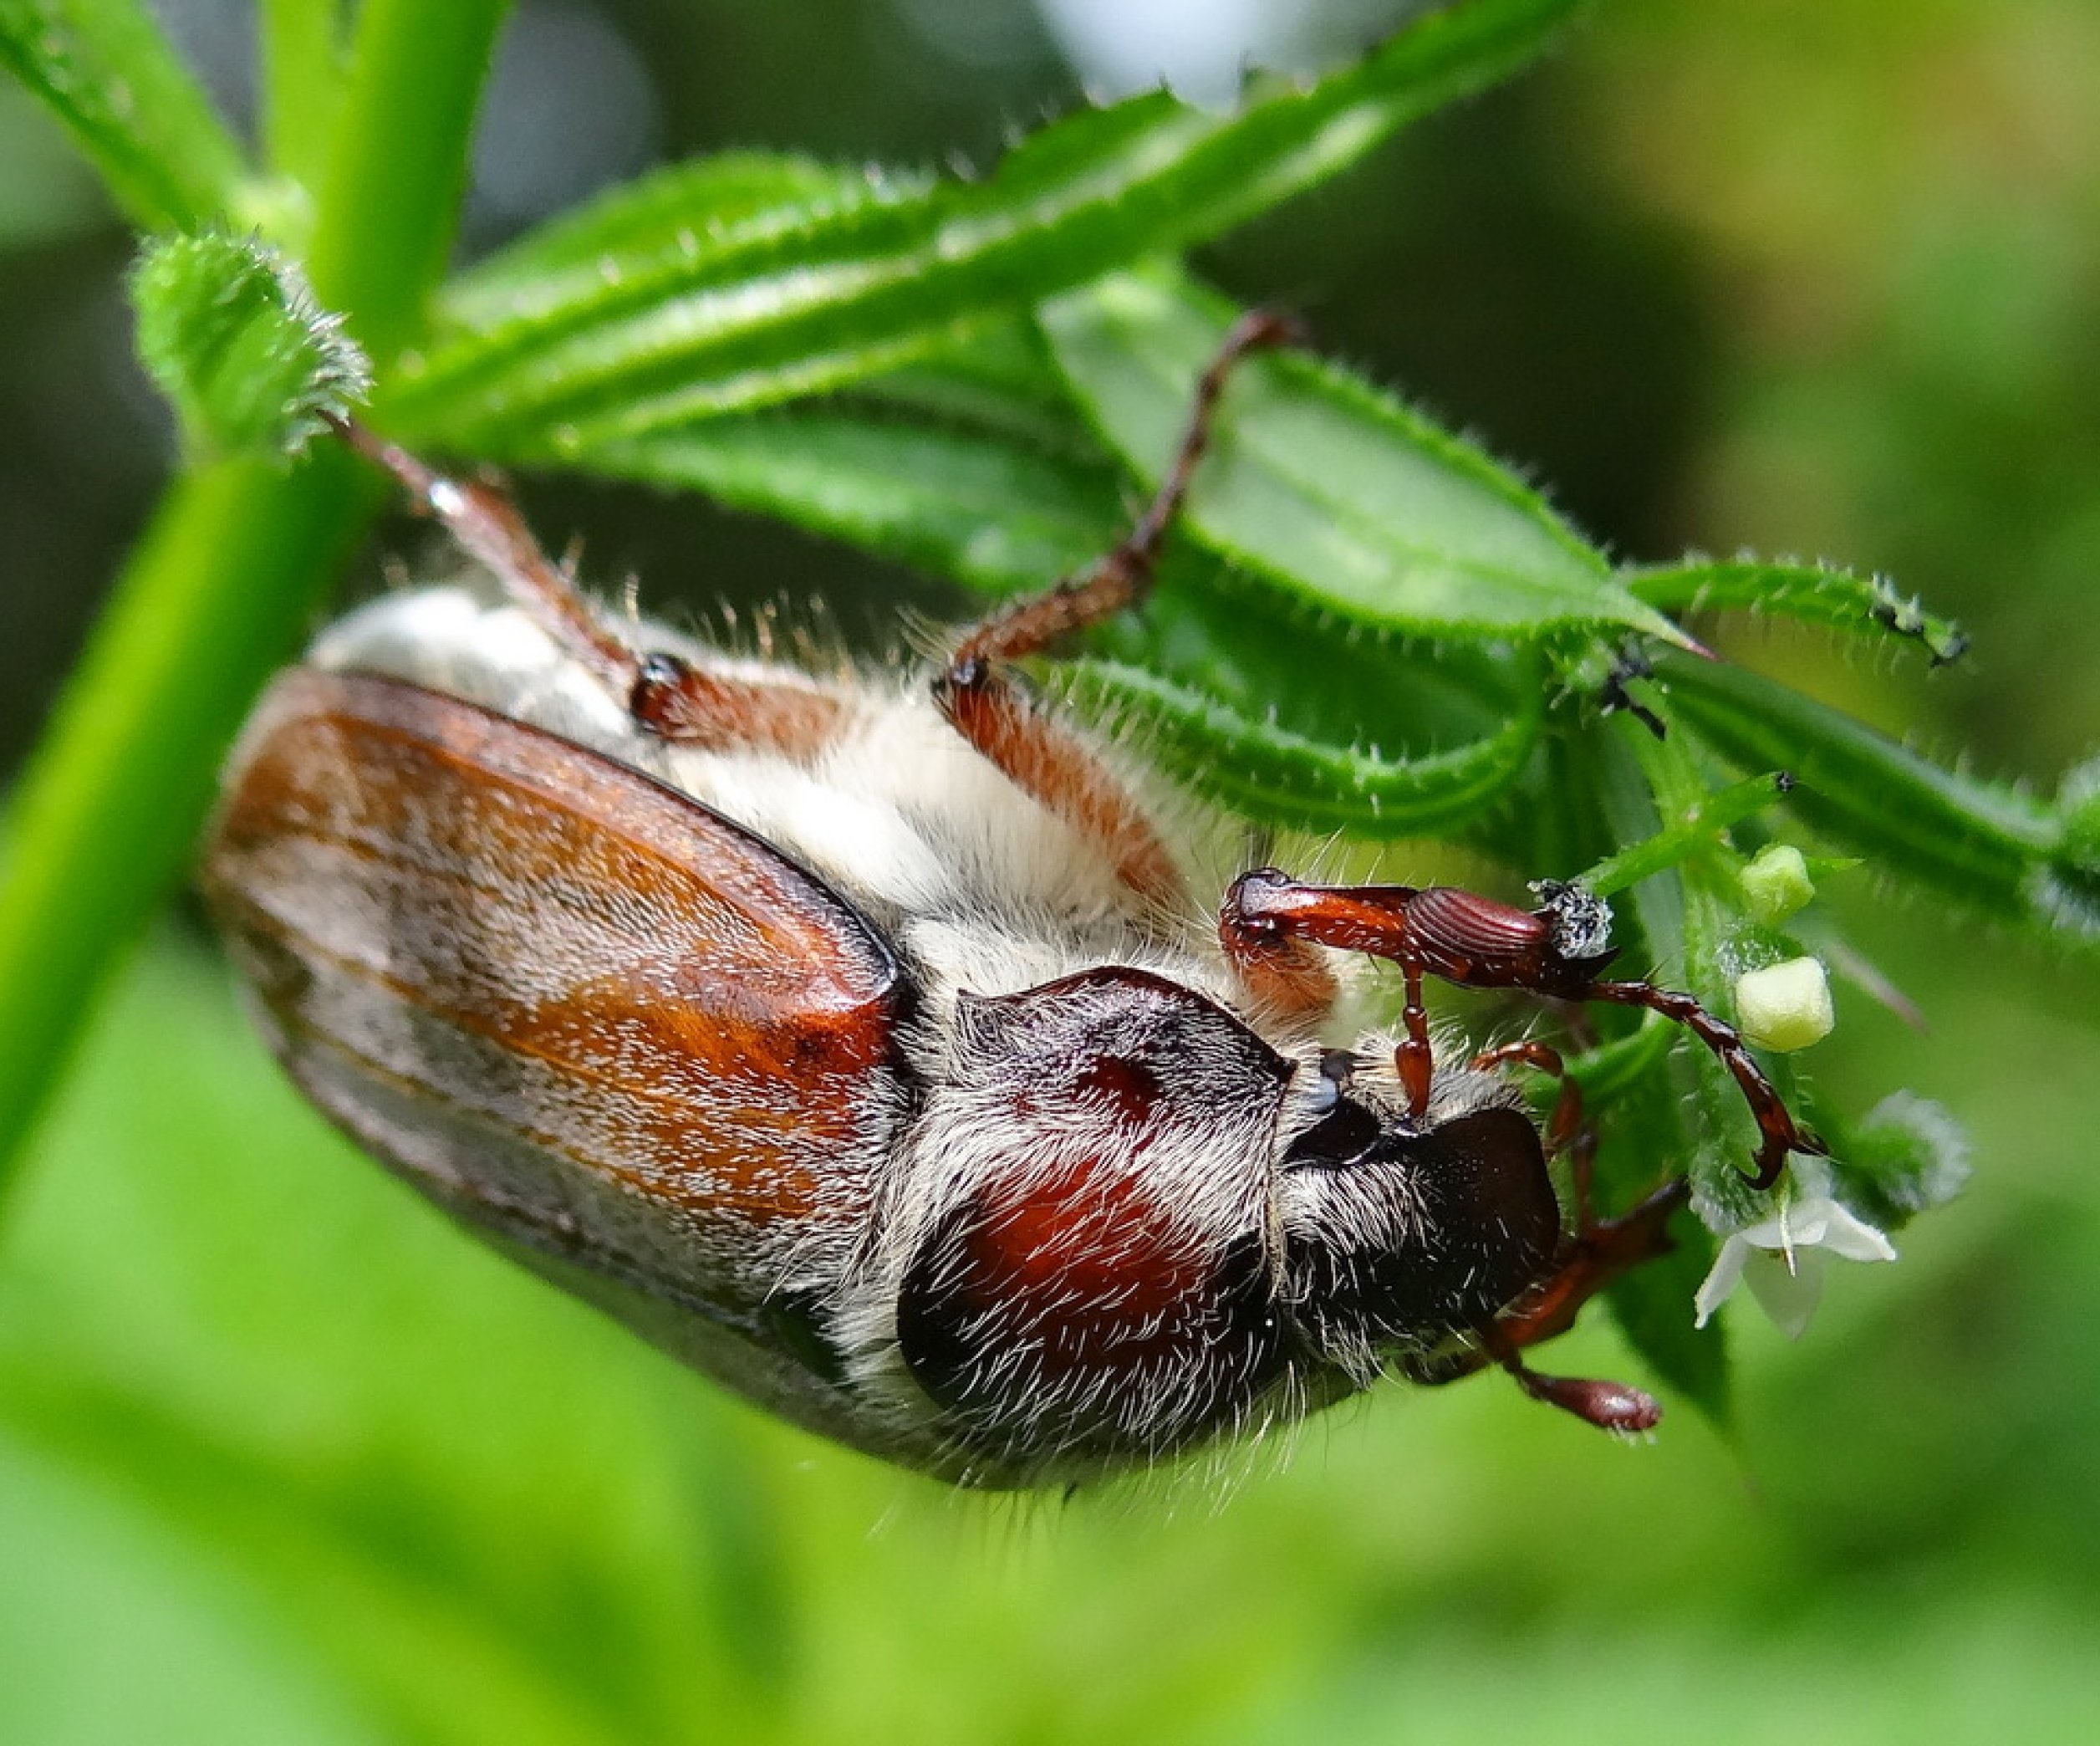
[201,314,1817,1488]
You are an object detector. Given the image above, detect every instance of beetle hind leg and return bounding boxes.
[326,416,844,756]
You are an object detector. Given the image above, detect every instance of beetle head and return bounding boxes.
[1274,1055,1564,1379]
[886,973,1565,1474]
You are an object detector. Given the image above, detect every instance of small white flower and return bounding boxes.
[1694,1196,1896,1339]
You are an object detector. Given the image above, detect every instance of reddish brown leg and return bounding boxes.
[1470,1039,1583,1167]
[1409,1177,1690,1432]
[1463,1036,1665,1428]
[1221,869,1818,1188]
[934,310,1302,911]
[326,415,843,755]
[1583,979,1812,1190]
[1222,873,1445,1110]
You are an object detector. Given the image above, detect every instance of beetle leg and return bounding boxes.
[326,416,844,755]
[1221,868,1818,1187]
[1406,1176,1688,1433]
[1219,870,1444,1109]
[1580,980,1819,1191]
[934,311,1301,913]
[1490,1345,1664,1435]
[1469,1038,1584,1169]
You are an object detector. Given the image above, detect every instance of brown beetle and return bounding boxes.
[202,317,1815,1487]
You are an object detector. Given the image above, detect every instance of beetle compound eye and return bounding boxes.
[1281,1095,1384,1172]
[896,1167,1287,1465]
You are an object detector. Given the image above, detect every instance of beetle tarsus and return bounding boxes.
[1506,1363,1665,1435]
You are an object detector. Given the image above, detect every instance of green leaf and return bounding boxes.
[1655,651,2063,937]
[584,406,1113,599]
[1629,559,1969,665]
[382,0,1584,449]
[586,340,1551,839]
[1064,651,1544,837]
[445,153,901,326]
[1042,269,1690,644]
[131,232,372,462]
[849,319,1091,457]
[0,0,251,232]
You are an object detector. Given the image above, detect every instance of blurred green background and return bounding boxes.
[4,1,2100,1740]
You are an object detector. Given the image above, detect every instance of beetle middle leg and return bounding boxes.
[326,416,845,756]
[932,310,1302,911]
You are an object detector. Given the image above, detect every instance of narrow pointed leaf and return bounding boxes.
[1629,559,1968,665]
[1042,270,1691,645]
[584,408,1112,598]
[589,385,1540,837]
[443,154,903,326]
[1065,656,1542,836]
[383,0,1583,449]
[0,0,249,232]
[1656,651,2064,936]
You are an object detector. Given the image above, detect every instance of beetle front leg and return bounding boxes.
[1220,870,1449,1113]
[1408,1177,1689,1433]
[1582,978,1817,1190]
[327,416,844,756]
[1222,867,1818,1187]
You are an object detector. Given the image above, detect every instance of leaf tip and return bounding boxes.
[130,231,372,466]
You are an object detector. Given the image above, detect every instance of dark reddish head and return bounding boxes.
[1273,1089,1562,1371]
[885,968,1567,1475]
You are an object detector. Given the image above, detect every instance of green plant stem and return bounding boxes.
[259,0,344,191]
[0,1,511,1203]
[306,0,512,363]
[1576,770,1789,898]
[0,457,375,1197]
